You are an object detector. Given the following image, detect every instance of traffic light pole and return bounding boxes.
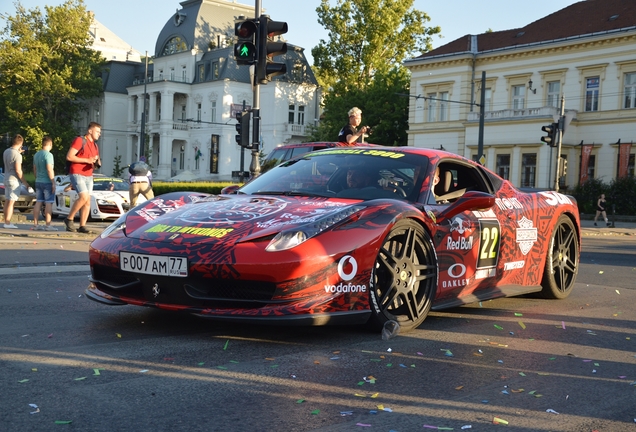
[554,95,565,192]
[249,0,262,179]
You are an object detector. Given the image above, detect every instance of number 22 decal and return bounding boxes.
[477,220,500,269]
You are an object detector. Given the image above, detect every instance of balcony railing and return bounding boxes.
[467,106,565,121]
[172,122,189,131]
[285,123,306,135]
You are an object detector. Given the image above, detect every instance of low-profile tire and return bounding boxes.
[540,215,579,299]
[367,219,437,332]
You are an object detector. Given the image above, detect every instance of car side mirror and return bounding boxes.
[436,191,495,224]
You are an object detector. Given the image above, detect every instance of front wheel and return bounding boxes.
[540,215,579,299]
[368,220,437,332]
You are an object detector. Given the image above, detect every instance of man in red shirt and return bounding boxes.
[64,122,102,233]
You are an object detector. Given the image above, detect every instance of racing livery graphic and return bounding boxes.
[86,145,580,332]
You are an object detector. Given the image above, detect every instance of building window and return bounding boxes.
[198,64,205,82]
[585,77,599,112]
[512,85,525,110]
[427,93,436,122]
[547,81,560,108]
[288,104,295,124]
[197,103,201,122]
[439,92,448,121]
[288,104,305,125]
[520,153,536,188]
[182,66,187,82]
[181,105,186,121]
[624,72,636,109]
[210,134,219,174]
[212,62,219,80]
[496,154,510,180]
[170,68,175,81]
[628,154,635,177]
[210,100,217,123]
[484,88,492,111]
[297,105,305,125]
[292,63,304,82]
[586,154,596,179]
[158,69,164,80]
[161,36,188,56]
[179,145,185,170]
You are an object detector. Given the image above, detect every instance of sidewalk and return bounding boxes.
[0,215,108,238]
[579,218,636,236]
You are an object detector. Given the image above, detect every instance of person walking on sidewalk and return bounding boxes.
[32,136,57,231]
[3,134,33,229]
[64,122,102,234]
[128,160,154,208]
[593,193,610,227]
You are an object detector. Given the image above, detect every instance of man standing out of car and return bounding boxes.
[128,160,154,208]
[338,107,370,144]
[64,122,101,233]
[32,136,57,231]
[3,134,33,229]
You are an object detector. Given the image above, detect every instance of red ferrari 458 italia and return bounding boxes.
[86,146,580,332]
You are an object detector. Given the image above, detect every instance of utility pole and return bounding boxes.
[554,95,565,192]
[140,51,149,160]
[249,0,262,179]
[477,71,486,165]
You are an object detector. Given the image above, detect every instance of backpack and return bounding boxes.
[129,161,149,176]
[65,137,87,175]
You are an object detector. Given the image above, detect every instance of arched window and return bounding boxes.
[161,36,188,56]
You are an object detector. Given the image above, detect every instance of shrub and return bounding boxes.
[152,181,240,196]
[572,176,636,215]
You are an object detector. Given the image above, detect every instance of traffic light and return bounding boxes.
[235,110,251,148]
[234,19,258,65]
[256,15,288,83]
[559,157,568,177]
[541,122,559,147]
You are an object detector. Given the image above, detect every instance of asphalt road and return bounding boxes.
[0,226,635,431]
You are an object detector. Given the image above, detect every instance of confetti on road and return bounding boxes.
[546,409,559,414]
[493,417,509,425]
[55,421,72,425]
[494,325,504,330]
[519,321,526,329]
[223,340,229,350]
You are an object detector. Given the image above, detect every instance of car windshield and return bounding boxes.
[94,180,128,191]
[239,149,429,202]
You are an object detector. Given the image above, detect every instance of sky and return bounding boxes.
[1,0,581,64]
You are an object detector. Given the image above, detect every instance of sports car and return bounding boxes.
[52,175,145,221]
[86,146,581,332]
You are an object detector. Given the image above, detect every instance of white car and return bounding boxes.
[52,175,146,221]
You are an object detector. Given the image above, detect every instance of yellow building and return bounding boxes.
[405,0,636,190]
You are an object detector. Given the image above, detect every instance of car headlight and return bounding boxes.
[96,199,116,206]
[266,205,364,252]
[100,214,126,239]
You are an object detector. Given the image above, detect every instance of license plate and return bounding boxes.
[120,252,188,277]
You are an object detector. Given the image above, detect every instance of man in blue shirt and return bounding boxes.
[32,136,57,230]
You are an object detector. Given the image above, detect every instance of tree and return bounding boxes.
[308,67,410,145]
[311,0,440,93]
[0,0,104,172]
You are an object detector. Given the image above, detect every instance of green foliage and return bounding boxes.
[152,182,238,196]
[572,176,636,215]
[308,68,410,145]
[0,0,105,173]
[311,0,440,92]
[112,151,124,178]
[571,178,608,214]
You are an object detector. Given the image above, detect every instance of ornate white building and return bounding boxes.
[84,0,319,180]
[405,0,636,190]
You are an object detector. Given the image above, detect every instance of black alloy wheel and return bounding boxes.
[540,215,579,299]
[368,219,437,332]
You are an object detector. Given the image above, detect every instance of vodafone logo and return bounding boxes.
[338,255,358,281]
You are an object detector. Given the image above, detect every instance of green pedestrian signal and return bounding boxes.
[234,19,258,65]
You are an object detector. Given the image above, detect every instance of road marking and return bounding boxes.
[0,265,90,276]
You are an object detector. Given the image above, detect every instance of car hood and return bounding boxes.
[95,191,128,201]
[124,195,361,246]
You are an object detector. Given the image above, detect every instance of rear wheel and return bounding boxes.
[540,215,579,299]
[368,220,437,332]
